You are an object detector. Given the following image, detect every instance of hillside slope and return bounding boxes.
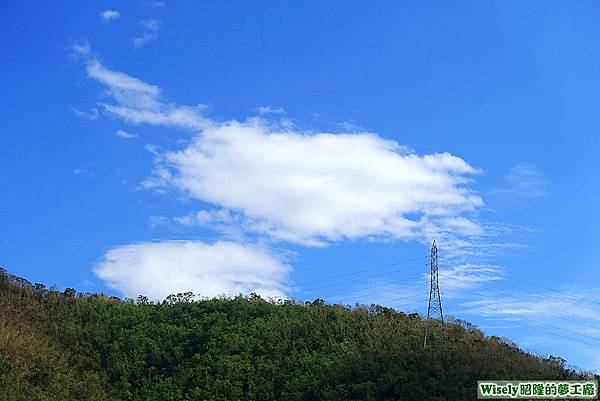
[0,268,591,401]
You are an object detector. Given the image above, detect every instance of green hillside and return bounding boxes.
[0,268,593,401]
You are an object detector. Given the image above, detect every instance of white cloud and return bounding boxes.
[72,41,91,56]
[99,10,121,22]
[80,278,96,288]
[459,289,598,320]
[491,164,548,201]
[144,0,165,7]
[115,129,138,139]
[73,168,92,177]
[336,121,365,132]
[93,240,290,300]
[255,106,285,115]
[77,56,484,246]
[82,57,211,129]
[176,209,237,227]
[147,121,483,245]
[438,264,504,297]
[73,161,99,178]
[133,19,160,48]
[456,287,600,352]
[147,215,170,228]
[72,107,99,120]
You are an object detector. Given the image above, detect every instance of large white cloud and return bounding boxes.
[147,121,483,245]
[77,54,484,246]
[93,241,290,301]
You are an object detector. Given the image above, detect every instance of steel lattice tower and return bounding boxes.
[423,240,444,347]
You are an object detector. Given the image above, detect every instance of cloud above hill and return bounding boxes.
[94,241,290,300]
[146,121,483,245]
[77,53,484,246]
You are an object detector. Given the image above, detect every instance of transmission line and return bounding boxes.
[445,302,600,349]
[498,274,600,312]
[445,288,600,341]
[322,274,425,302]
[468,279,600,327]
[289,255,428,288]
[432,255,600,350]
[294,261,428,295]
[333,290,426,307]
[438,272,600,320]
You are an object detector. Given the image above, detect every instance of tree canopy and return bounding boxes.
[0,268,593,401]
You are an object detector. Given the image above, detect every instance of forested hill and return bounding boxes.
[0,268,593,401]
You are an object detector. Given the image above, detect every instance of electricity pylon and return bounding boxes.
[423,240,444,347]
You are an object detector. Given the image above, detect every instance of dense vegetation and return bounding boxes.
[0,268,593,401]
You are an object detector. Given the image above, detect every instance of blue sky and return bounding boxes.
[2,1,600,371]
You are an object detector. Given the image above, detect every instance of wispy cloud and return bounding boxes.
[255,106,285,115]
[456,287,600,352]
[133,19,160,48]
[73,167,90,177]
[491,164,548,202]
[99,10,121,22]
[143,0,165,7]
[79,278,96,288]
[336,121,366,132]
[459,289,599,319]
[73,168,93,177]
[73,47,210,130]
[73,161,99,178]
[115,129,138,139]
[94,240,290,300]
[71,107,99,120]
[439,263,504,297]
[147,215,171,228]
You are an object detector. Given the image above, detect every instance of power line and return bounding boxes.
[438,272,600,334]
[281,250,449,301]
[388,298,427,311]
[292,254,434,305]
[438,265,600,312]
[289,255,428,288]
[466,278,600,327]
[343,296,426,311]
[436,274,600,345]
[294,262,428,295]
[445,303,600,349]
[499,274,600,311]
[334,291,426,307]
[439,271,600,318]
[433,255,600,349]
[446,287,600,338]
[323,274,425,302]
